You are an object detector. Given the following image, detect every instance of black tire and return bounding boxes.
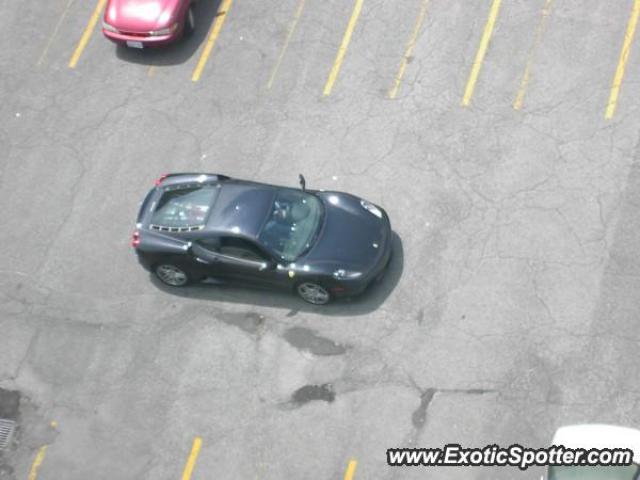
[184,5,195,37]
[296,282,331,305]
[154,263,192,287]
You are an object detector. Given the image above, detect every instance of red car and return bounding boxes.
[102,0,196,47]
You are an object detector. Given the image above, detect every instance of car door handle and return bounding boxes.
[195,256,218,264]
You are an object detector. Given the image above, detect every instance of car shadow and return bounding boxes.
[151,232,405,316]
[114,0,223,67]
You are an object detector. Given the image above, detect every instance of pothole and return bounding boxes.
[291,384,336,406]
[283,327,348,356]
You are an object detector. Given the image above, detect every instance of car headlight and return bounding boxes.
[102,20,119,33]
[149,22,178,36]
[360,199,383,219]
[333,269,362,279]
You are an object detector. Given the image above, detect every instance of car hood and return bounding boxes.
[303,192,390,272]
[552,425,640,464]
[105,0,179,31]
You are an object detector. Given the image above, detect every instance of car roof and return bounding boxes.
[552,425,640,464]
[205,181,277,238]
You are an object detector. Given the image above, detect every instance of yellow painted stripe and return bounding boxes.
[267,0,307,89]
[192,0,233,82]
[605,0,640,119]
[181,437,202,480]
[323,0,364,96]
[28,446,48,480]
[513,0,554,110]
[148,65,157,77]
[461,0,502,107]
[38,0,75,66]
[344,459,358,480]
[68,0,107,69]
[388,0,430,99]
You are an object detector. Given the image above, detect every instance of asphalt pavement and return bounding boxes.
[1,0,640,478]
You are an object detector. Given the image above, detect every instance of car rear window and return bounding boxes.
[150,184,219,229]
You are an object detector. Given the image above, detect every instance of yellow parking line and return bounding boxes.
[192,0,233,82]
[68,0,107,68]
[461,0,502,107]
[267,0,307,89]
[388,0,430,99]
[513,0,554,110]
[38,0,76,66]
[605,0,640,119]
[323,0,364,96]
[344,458,358,480]
[181,437,202,480]
[148,65,157,77]
[28,445,48,480]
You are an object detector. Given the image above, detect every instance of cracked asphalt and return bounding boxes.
[2,0,640,478]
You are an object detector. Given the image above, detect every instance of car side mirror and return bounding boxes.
[188,242,204,256]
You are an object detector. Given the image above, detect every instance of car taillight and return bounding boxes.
[131,230,141,248]
[155,173,168,186]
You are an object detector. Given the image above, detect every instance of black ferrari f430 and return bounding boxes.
[132,173,392,304]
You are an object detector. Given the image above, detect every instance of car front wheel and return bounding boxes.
[154,263,192,287]
[296,282,331,305]
[184,5,195,36]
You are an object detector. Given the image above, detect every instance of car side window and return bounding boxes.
[199,237,222,251]
[218,237,268,262]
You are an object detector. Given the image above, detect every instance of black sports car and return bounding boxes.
[132,173,392,304]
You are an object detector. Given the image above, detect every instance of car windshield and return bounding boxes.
[548,465,640,480]
[258,189,323,261]
[150,184,219,228]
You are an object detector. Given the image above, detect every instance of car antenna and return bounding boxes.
[299,174,306,192]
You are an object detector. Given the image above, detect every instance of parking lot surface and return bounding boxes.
[2,0,640,478]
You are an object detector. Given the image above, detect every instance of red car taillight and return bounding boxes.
[131,230,141,248]
[155,173,168,186]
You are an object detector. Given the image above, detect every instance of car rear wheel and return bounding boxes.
[296,282,331,305]
[184,6,195,36]
[155,264,191,287]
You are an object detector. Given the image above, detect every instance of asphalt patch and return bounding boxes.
[283,327,348,356]
[0,390,19,421]
[291,384,336,405]
[412,388,436,429]
[218,311,266,335]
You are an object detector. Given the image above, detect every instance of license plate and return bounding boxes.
[126,41,144,49]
